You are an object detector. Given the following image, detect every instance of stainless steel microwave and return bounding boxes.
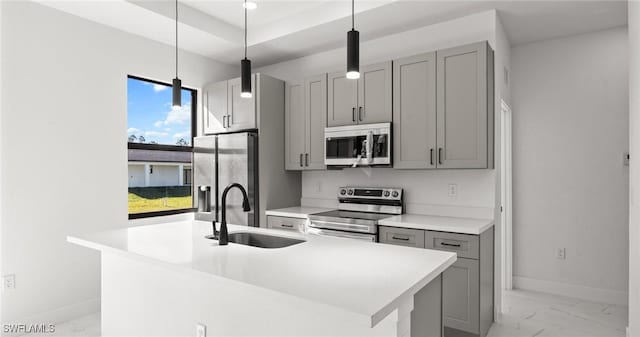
[324,123,391,167]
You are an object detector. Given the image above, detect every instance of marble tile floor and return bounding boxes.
[22,290,627,337]
[487,290,628,337]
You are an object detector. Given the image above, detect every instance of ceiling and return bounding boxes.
[35,0,628,67]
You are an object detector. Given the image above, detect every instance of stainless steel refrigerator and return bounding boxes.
[193,132,258,227]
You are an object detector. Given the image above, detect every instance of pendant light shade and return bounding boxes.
[346,0,360,80]
[241,58,252,98]
[172,78,182,109]
[240,0,252,98]
[346,29,360,79]
[172,0,182,109]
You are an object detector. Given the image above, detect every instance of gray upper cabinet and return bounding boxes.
[393,41,494,170]
[305,74,327,169]
[203,80,228,135]
[357,61,393,124]
[285,80,306,169]
[393,52,437,169]
[327,72,357,126]
[227,75,257,132]
[328,61,392,127]
[436,41,493,169]
[203,75,257,135]
[285,74,327,171]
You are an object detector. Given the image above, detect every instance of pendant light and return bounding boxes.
[172,0,182,109]
[346,0,360,80]
[240,0,252,98]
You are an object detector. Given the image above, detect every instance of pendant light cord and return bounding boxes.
[244,0,248,59]
[351,0,354,30]
[175,0,179,78]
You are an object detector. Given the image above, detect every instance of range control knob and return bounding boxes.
[383,191,391,197]
[391,191,399,198]
[340,189,347,195]
[347,189,354,196]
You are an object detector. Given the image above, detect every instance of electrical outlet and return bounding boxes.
[448,184,458,197]
[556,248,566,260]
[3,274,15,290]
[196,323,206,337]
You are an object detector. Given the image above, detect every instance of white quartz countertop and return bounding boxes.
[265,206,333,218]
[379,214,494,235]
[68,221,455,327]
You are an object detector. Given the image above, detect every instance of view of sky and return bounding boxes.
[127,77,192,146]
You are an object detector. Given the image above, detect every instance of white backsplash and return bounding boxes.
[301,168,496,219]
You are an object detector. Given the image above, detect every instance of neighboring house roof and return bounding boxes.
[128,149,191,163]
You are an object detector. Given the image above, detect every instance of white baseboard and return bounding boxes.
[6,297,100,326]
[513,276,628,306]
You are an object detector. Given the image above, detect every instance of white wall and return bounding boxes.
[128,165,145,188]
[628,1,640,335]
[148,165,180,187]
[257,11,502,220]
[511,27,629,304]
[0,1,236,323]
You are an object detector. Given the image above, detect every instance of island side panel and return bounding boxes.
[411,274,443,337]
[100,253,399,337]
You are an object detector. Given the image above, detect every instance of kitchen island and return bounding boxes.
[68,220,456,337]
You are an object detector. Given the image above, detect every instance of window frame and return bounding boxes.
[127,75,198,219]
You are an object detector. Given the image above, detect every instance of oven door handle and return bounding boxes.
[309,220,376,234]
[307,228,376,242]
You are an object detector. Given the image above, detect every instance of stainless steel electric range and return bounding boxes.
[307,187,403,242]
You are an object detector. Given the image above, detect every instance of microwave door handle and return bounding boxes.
[366,131,373,164]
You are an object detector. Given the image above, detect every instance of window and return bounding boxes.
[127,76,196,218]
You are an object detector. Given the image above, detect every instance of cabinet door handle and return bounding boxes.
[359,106,363,121]
[391,236,410,241]
[440,242,462,248]
[430,148,434,166]
[299,154,303,167]
[222,115,227,128]
[352,107,356,122]
[305,153,309,167]
[226,115,231,128]
[281,224,294,228]
[438,148,443,165]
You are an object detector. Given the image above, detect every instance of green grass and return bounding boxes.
[128,186,193,214]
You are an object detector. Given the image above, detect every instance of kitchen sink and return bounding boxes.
[225,232,305,248]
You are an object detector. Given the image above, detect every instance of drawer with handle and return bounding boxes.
[425,231,479,259]
[379,226,425,248]
[267,216,306,233]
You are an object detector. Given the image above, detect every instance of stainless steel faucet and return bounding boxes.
[214,183,251,245]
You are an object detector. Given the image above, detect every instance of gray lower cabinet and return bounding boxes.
[393,41,494,170]
[380,226,494,337]
[285,74,327,170]
[203,75,257,134]
[442,258,480,335]
[327,61,392,126]
[267,215,306,233]
[379,226,425,248]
